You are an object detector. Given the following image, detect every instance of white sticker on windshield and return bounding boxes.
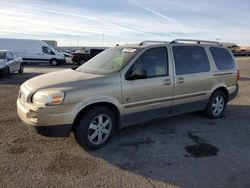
[122,48,137,53]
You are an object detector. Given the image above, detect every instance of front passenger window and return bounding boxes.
[42,46,49,54]
[42,46,55,55]
[128,47,168,78]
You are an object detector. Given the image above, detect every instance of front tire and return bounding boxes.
[50,59,58,66]
[74,107,116,150]
[204,90,227,119]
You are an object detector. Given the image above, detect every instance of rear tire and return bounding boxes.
[204,90,227,119]
[74,107,116,150]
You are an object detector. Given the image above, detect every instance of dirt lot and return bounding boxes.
[0,59,249,188]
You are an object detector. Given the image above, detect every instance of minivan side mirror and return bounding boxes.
[125,68,148,80]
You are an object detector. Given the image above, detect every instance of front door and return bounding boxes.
[121,47,174,126]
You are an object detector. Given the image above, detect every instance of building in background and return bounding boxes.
[222,42,250,56]
[223,43,240,52]
[42,40,58,47]
[42,39,250,56]
[55,46,108,53]
[42,40,108,53]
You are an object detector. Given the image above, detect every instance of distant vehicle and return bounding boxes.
[58,52,73,64]
[233,51,250,57]
[71,48,106,65]
[0,50,23,76]
[0,38,65,66]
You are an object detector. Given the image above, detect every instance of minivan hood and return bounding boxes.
[24,69,106,92]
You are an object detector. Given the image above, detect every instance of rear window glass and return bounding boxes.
[173,46,210,75]
[210,47,235,70]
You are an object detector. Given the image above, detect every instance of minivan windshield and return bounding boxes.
[76,47,140,74]
[0,52,6,59]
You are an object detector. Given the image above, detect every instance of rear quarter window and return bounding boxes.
[210,47,235,70]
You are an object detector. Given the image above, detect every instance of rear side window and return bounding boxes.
[173,46,210,75]
[210,47,235,70]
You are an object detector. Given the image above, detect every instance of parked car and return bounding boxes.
[71,48,106,65]
[17,39,239,150]
[0,50,23,76]
[0,38,65,66]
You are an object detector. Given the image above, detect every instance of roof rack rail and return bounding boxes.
[170,39,223,46]
[139,41,169,46]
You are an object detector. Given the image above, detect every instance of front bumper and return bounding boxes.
[17,99,74,137]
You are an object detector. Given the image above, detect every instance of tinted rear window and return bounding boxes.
[210,47,235,70]
[173,46,210,75]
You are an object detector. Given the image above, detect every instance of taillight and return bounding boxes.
[237,69,240,82]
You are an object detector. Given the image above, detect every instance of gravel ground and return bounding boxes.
[0,59,249,188]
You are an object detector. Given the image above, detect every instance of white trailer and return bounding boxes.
[0,38,65,66]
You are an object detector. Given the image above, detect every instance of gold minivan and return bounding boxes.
[17,39,239,150]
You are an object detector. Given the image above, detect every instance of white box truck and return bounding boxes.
[0,38,65,66]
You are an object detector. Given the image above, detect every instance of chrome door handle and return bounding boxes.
[163,79,171,86]
[177,77,184,84]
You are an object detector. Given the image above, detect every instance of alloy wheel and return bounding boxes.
[212,95,225,116]
[87,114,112,145]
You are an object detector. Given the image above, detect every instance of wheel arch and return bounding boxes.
[210,86,229,102]
[49,58,58,65]
[72,101,121,132]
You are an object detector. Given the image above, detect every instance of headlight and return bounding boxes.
[32,90,65,106]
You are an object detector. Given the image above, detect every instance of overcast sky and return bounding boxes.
[0,0,249,46]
